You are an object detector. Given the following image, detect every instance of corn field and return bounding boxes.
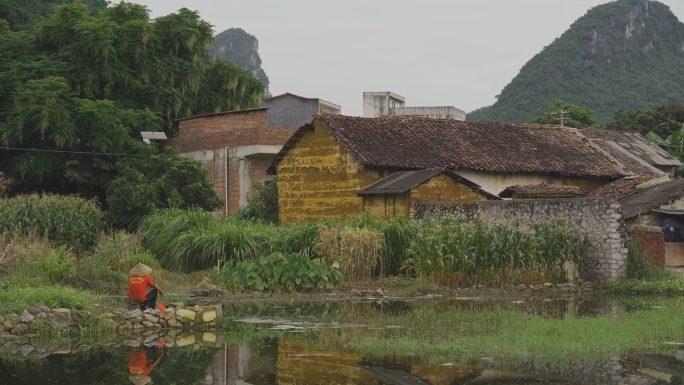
[0,194,102,251]
[403,218,591,288]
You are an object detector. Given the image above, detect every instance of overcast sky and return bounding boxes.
[115,0,684,117]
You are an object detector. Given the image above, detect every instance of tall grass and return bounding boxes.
[0,194,102,251]
[338,213,420,276]
[403,218,590,288]
[140,208,288,271]
[140,209,589,287]
[314,226,383,281]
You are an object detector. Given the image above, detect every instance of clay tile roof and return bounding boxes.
[587,174,664,200]
[305,114,626,178]
[582,129,682,167]
[498,184,587,199]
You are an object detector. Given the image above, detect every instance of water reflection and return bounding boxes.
[129,342,165,384]
[2,333,684,385]
[2,297,684,384]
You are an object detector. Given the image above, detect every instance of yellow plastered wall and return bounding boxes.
[364,174,489,220]
[277,120,380,224]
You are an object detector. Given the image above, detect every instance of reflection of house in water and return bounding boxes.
[201,341,276,385]
[200,338,475,385]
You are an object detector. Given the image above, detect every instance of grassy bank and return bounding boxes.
[331,296,684,363]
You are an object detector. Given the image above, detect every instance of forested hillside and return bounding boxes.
[468,0,684,124]
[210,28,270,91]
[0,0,108,31]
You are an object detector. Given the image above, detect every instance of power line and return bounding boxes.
[0,146,233,162]
[0,146,151,157]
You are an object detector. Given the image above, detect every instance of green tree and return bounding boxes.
[0,0,109,31]
[528,100,597,128]
[609,104,684,138]
[105,150,222,230]
[0,2,263,220]
[236,178,279,223]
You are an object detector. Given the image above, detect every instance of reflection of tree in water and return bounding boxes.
[0,345,218,385]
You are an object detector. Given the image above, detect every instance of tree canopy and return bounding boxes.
[0,1,264,223]
[608,104,684,138]
[529,101,597,128]
[0,0,109,31]
[106,150,222,230]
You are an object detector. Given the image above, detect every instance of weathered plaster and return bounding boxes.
[454,169,610,197]
[277,121,379,224]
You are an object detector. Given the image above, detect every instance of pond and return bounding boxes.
[2,297,684,384]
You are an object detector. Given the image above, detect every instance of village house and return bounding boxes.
[166,93,340,215]
[499,129,678,199]
[268,114,632,224]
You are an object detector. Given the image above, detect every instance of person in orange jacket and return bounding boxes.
[128,263,165,309]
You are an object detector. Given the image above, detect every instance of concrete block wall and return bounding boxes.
[411,198,628,280]
[629,226,665,266]
[264,97,320,128]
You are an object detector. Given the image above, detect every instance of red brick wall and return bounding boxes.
[629,229,665,267]
[165,109,295,215]
[168,109,294,154]
[178,110,268,138]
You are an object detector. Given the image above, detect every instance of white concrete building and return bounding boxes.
[362,91,465,121]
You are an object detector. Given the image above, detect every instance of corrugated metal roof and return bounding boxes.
[356,168,500,199]
[619,179,684,219]
[583,130,682,167]
[356,168,446,195]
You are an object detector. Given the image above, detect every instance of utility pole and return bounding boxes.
[551,109,571,127]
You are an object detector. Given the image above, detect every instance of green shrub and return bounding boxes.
[106,151,223,230]
[624,238,669,280]
[0,194,102,251]
[8,235,79,287]
[605,238,683,294]
[31,245,76,283]
[236,178,279,223]
[220,252,343,292]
